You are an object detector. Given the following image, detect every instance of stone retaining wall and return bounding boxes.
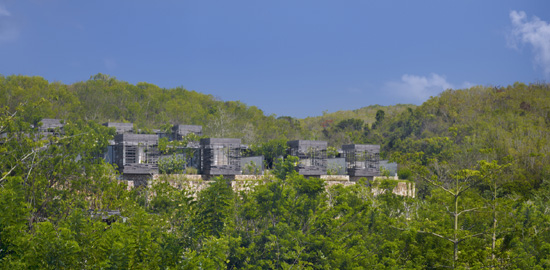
[135,174,415,198]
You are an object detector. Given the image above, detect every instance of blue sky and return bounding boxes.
[1,1,549,118]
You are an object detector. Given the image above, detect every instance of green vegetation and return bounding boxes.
[0,74,411,146]
[378,83,550,197]
[1,74,550,268]
[0,74,306,145]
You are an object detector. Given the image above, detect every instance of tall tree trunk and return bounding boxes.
[454,193,459,268]
[491,180,497,264]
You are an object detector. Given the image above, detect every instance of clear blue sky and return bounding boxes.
[1,1,549,118]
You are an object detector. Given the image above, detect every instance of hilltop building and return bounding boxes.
[342,144,380,181]
[200,138,242,176]
[31,117,414,197]
[172,125,203,141]
[38,118,64,136]
[287,140,328,176]
[114,133,159,183]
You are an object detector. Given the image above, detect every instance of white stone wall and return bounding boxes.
[137,174,415,198]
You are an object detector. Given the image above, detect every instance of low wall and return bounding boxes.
[325,180,355,187]
[371,177,415,198]
[232,179,264,192]
[152,174,211,195]
[393,181,416,197]
[122,174,151,187]
[153,174,204,181]
[320,175,350,181]
[137,174,415,198]
[234,175,265,181]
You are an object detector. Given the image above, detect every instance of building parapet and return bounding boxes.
[103,122,134,134]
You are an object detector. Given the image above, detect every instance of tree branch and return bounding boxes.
[457,207,485,217]
[417,230,455,243]
[0,148,37,184]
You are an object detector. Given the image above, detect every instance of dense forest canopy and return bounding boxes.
[1,74,550,268]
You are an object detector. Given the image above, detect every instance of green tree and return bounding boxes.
[195,177,234,238]
[413,159,486,268]
[272,156,298,180]
[248,139,288,169]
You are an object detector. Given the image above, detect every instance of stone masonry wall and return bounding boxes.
[139,174,415,198]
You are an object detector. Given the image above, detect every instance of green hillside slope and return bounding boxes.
[0,74,308,144]
[0,74,413,146]
[372,83,550,196]
[2,74,550,268]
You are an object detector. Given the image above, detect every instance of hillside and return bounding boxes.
[2,74,549,190]
[0,74,303,144]
[2,74,550,268]
[373,83,550,197]
[0,74,405,146]
[296,82,549,197]
[3,73,548,195]
[299,104,415,146]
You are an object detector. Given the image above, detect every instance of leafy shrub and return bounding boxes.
[397,168,412,179]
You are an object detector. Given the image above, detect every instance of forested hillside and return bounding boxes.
[299,104,414,147]
[372,83,550,197]
[0,74,309,144]
[1,74,548,194]
[1,74,550,268]
[0,74,411,146]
